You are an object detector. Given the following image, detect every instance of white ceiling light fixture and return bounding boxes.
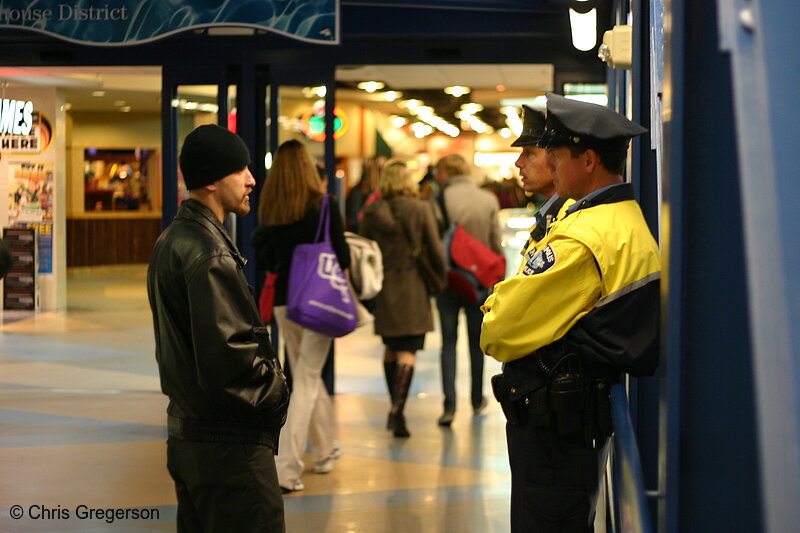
[501,106,524,136]
[402,99,422,111]
[459,102,484,115]
[413,105,435,118]
[411,122,434,138]
[170,98,219,114]
[444,85,471,97]
[390,115,407,128]
[302,86,327,98]
[383,91,402,101]
[357,81,385,93]
[569,7,597,52]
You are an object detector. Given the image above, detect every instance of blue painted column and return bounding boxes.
[660,0,762,531]
[716,0,800,531]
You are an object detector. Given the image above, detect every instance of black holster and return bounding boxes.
[491,372,549,427]
[493,349,616,449]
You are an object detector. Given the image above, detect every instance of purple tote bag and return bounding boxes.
[287,195,356,337]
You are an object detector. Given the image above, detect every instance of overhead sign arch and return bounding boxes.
[0,0,339,45]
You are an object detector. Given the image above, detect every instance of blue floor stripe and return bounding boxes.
[283,482,511,514]
[0,335,141,363]
[340,440,510,472]
[0,409,167,448]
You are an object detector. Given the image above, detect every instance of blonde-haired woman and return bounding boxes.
[360,161,446,437]
[251,139,349,493]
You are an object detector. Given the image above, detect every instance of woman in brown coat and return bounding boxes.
[360,161,446,437]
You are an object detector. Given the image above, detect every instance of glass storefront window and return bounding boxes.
[83,148,153,211]
[175,85,219,205]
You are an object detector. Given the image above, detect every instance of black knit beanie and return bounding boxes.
[179,124,251,190]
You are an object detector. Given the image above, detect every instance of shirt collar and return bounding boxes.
[566,182,632,215]
[537,194,562,218]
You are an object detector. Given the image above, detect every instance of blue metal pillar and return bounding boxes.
[627,0,662,524]
[716,1,800,531]
[660,0,762,531]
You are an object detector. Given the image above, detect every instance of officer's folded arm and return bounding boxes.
[479,237,601,363]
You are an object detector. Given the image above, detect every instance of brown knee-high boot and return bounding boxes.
[383,360,398,429]
[389,364,414,438]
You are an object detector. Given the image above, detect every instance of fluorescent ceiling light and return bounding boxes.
[444,86,471,97]
[459,103,483,114]
[500,96,547,110]
[565,94,609,106]
[357,81,385,93]
[390,115,407,127]
[303,86,326,98]
[569,8,597,52]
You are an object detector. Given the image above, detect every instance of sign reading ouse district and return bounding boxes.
[0,0,339,45]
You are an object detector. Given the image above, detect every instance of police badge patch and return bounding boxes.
[522,245,556,275]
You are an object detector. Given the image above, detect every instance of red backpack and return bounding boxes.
[442,223,506,303]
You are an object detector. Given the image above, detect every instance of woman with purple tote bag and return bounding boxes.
[251,140,350,493]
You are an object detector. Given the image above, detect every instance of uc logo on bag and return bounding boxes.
[318,253,351,303]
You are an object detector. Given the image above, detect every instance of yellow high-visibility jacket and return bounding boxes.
[481,183,661,376]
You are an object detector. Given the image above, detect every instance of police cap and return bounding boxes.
[510,105,546,147]
[538,93,647,150]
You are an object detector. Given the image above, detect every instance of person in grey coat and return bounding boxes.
[360,161,446,437]
[434,154,503,427]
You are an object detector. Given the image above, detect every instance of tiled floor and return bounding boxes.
[0,265,509,532]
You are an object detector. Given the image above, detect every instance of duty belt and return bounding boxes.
[491,344,615,449]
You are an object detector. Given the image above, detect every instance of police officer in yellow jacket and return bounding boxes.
[481,94,661,533]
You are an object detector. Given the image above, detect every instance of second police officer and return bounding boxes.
[512,104,571,251]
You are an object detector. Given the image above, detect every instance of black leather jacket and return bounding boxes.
[147,199,289,449]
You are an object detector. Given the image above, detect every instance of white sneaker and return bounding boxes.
[313,442,342,474]
[280,479,304,494]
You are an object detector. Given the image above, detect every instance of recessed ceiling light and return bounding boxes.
[357,81,385,93]
[92,90,106,97]
[459,103,484,114]
[401,99,422,111]
[390,115,407,127]
[444,86,471,97]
